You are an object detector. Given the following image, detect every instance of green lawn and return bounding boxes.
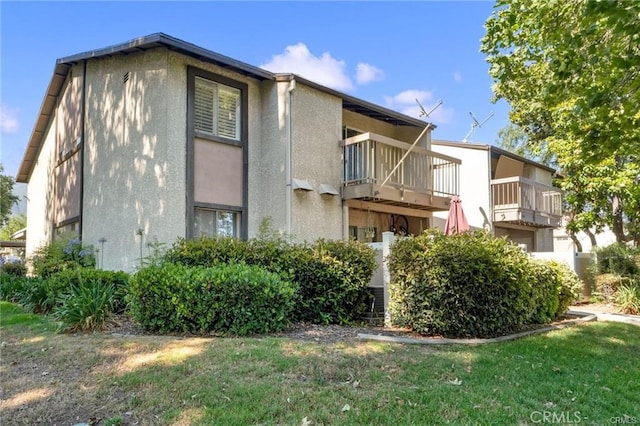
[1,301,638,425]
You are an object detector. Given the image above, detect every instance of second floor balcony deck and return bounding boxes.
[491,176,563,228]
[342,132,461,211]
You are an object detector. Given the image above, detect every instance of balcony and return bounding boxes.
[491,176,563,228]
[342,132,461,211]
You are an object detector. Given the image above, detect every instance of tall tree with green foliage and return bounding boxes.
[0,164,19,227]
[496,123,556,167]
[482,0,640,245]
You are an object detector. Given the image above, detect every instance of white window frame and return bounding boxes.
[194,76,241,141]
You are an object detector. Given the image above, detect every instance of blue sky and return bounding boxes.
[0,1,510,178]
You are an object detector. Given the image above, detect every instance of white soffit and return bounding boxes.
[292,178,313,191]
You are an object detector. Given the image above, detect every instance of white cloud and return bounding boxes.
[260,43,354,91]
[355,62,385,85]
[385,89,434,107]
[385,89,454,124]
[1,104,19,134]
[453,71,463,83]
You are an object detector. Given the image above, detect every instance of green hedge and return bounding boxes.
[388,230,582,338]
[164,236,376,324]
[128,263,297,335]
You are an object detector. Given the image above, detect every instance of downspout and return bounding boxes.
[79,60,87,240]
[285,78,296,237]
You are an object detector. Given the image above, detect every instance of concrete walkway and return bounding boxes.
[568,306,640,327]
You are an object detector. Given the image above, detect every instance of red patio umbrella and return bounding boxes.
[444,196,469,235]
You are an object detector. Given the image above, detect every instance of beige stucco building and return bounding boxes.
[17,33,463,272]
[431,140,563,252]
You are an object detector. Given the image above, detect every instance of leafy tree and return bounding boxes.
[482,1,640,245]
[0,164,19,226]
[0,214,26,240]
[496,123,556,167]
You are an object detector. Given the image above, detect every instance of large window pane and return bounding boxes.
[194,208,238,238]
[194,77,240,141]
[194,208,215,238]
[218,86,240,140]
[194,77,216,135]
[216,211,236,237]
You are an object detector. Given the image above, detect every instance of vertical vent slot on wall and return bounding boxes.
[123,72,130,84]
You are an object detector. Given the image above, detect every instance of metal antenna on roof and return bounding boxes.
[462,111,493,143]
[416,98,443,120]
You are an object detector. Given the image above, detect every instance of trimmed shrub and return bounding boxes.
[547,260,584,316]
[164,236,250,267]
[30,235,96,278]
[530,260,583,321]
[292,239,376,324]
[389,230,536,338]
[53,280,115,332]
[528,261,560,323]
[128,263,296,335]
[164,235,376,324]
[388,230,585,338]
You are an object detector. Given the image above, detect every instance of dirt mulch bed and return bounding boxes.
[105,312,589,344]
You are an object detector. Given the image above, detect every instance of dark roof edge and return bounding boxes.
[432,139,557,173]
[58,33,274,80]
[16,62,70,182]
[274,73,431,129]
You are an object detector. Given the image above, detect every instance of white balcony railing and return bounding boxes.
[492,176,563,225]
[342,132,460,199]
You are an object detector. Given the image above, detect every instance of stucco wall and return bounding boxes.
[290,82,344,241]
[248,81,287,236]
[25,123,56,259]
[82,48,185,271]
[81,47,268,271]
[431,143,492,232]
[25,66,84,260]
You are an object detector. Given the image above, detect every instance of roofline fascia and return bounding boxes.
[274,73,432,129]
[432,139,557,173]
[58,33,275,80]
[16,62,71,183]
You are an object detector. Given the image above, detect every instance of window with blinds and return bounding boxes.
[194,76,241,141]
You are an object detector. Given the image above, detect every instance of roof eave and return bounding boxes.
[16,62,70,183]
[275,73,431,129]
